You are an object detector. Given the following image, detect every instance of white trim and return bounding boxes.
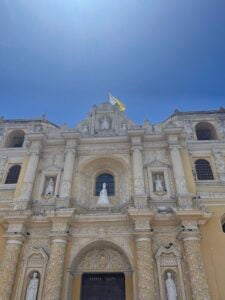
[52,238,67,244]
[135,237,151,242]
[7,239,23,245]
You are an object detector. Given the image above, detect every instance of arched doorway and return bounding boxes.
[67,241,133,300]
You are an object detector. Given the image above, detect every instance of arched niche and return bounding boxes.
[145,159,175,202]
[74,156,131,208]
[5,130,25,148]
[155,246,187,300]
[15,247,48,300]
[195,122,217,140]
[65,240,134,300]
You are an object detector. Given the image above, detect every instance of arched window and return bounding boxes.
[5,130,25,148]
[95,173,115,196]
[5,165,21,184]
[195,159,214,180]
[195,122,217,140]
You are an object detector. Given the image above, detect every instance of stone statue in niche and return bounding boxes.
[82,123,89,134]
[97,183,109,206]
[121,122,127,130]
[100,115,110,130]
[165,272,177,300]
[25,272,39,300]
[44,177,55,196]
[154,173,166,193]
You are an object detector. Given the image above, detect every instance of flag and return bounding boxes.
[109,93,126,112]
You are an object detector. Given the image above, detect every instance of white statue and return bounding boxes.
[101,116,110,130]
[155,174,164,192]
[45,177,55,196]
[82,123,89,133]
[166,272,177,300]
[121,122,127,130]
[25,272,39,300]
[97,183,109,206]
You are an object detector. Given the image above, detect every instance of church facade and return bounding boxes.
[0,103,224,299]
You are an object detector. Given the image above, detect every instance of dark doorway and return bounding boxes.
[81,273,125,300]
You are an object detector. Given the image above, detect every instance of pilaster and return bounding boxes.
[180,226,210,300]
[129,131,147,208]
[0,222,27,300]
[129,209,155,300]
[43,209,74,300]
[59,135,78,208]
[15,136,43,210]
[169,143,192,209]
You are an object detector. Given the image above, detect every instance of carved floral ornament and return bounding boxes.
[76,248,131,273]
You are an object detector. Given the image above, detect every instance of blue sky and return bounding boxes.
[0,0,225,126]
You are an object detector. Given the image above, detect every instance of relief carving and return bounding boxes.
[77,248,130,273]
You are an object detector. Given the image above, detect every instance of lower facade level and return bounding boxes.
[0,208,214,300]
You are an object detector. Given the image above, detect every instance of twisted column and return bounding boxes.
[136,236,155,300]
[182,232,210,300]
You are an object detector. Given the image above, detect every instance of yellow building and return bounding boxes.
[0,103,224,300]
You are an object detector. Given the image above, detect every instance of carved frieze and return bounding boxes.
[77,248,131,273]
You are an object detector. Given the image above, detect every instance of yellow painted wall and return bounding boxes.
[201,205,225,300]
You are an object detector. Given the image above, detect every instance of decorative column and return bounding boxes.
[129,214,155,300]
[169,144,192,208]
[0,223,26,300]
[59,137,78,208]
[15,138,42,210]
[43,217,72,300]
[132,145,145,196]
[180,223,210,300]
[136,235,155,300]
[129,132,147,208]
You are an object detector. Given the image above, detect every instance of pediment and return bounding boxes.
[146,159,170,168]
[155,245,181,259]
[75,102,136,136]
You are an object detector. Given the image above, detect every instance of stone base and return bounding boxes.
[13,199,30,211]
[56,197,71,209]
[95,204,112,213]
[134,195,148,209]
[177,194,193,209]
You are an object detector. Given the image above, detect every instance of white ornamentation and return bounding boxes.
[214,151,225,172]
[77,248,130,273]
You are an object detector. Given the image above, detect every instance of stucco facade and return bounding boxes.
[0,103,224,299]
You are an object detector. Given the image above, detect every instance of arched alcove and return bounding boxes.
[73,156,131,208]
[66,240,133,300]
[195,122,217,140]
[5,130,25,147]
